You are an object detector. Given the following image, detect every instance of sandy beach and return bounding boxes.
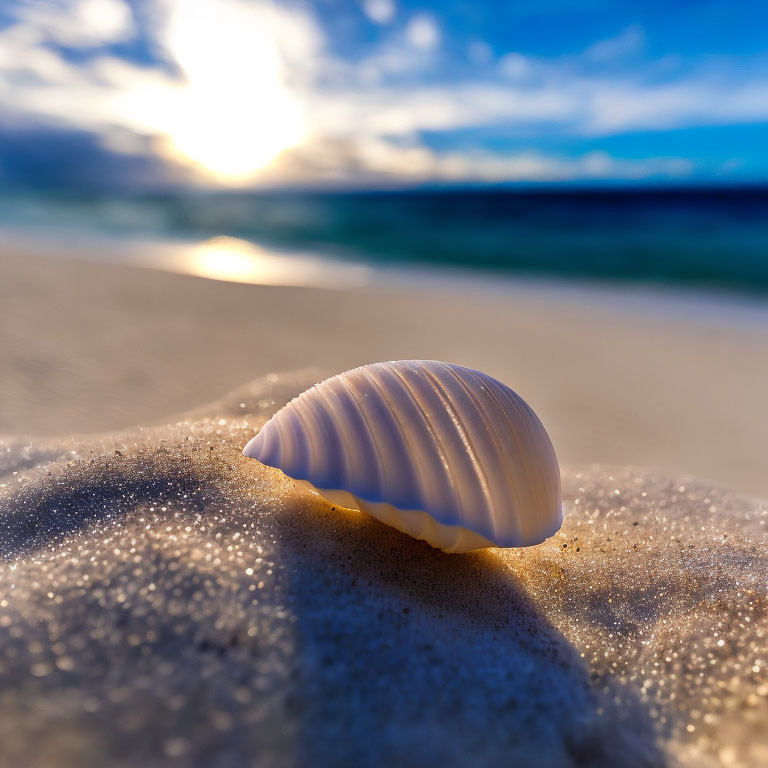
[2,247,768,498]
[1,247,768,767]
[1,367,766,768]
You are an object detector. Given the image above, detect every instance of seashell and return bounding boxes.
[243,360,561,553]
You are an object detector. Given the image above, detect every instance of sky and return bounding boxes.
[0,0,767,190]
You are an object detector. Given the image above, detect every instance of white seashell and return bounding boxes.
[243,360,561,553]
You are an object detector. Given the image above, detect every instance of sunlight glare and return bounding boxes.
[187,237,293,283]
[162,0,304,181]
[174,236,371,288]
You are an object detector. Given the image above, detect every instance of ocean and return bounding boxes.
[2,187,767,294]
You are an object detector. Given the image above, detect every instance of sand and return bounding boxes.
[2,249,768,498]
[1,370,766,768]
[1,247,768,766]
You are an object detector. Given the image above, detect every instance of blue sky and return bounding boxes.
[0,0,766,189]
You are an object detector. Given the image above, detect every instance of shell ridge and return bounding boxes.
[483,378,543,544]
[293,400,317,475]
[376,363,464,514]
[271,411,298,473]
[314,382,355,489]
[335,373,388,500]
[419,365,497,537]
[259,423,279,466]
[492,383,552,507]
[288,395,322,480]
[383,364,462,520]
[435,364,505,542]
[306,383,351,489]
[268,386,317,430]
[358,365,425,509]
[270,385,322,475]
[512,396,562,523]
[443,365,525,544]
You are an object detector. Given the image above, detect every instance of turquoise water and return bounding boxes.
[2,187,767,293]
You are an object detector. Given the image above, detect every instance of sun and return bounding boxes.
[168,84,303,180]
[159,0,305,182]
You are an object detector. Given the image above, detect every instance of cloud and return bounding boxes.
[362,0,396,25]
[0,0,765,188]
[584,79,768,134]
[405,14,439,50]
[498,53,530,80]
[11,0,135,47]
[305,82,578,139]
[584,25,645,63]
[0,122,181,189]
[0,0,318,180]
[257,138,692,186]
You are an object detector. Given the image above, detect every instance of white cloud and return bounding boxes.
[362,0,396,25]
[405,14,439,50]
[267,141,692,185]
[584,25,645,63]
[0,0,318,179]
[306,82,578,138]
[498,53,531,80]
[0,0,765,186]
[12,0,134,47]
[584,78,768,134]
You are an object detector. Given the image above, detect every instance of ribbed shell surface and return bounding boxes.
[243,360,561,548]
